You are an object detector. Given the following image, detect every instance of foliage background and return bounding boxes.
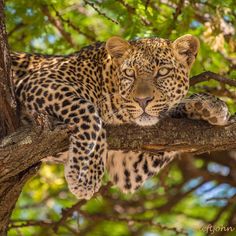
[5,0,236,235]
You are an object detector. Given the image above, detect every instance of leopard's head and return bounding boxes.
[106,35,199,126]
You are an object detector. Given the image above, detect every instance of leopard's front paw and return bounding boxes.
[184,93,230,126]
[65,156,104,200]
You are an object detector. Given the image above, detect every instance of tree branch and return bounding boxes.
[83,0,119,25]
[115,0,151,26]
[1,117,236,182]
[1,119,236,234]
[50,4,96,42]
[40,5,78,49]
[190,71,236,87]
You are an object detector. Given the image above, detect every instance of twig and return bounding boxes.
[40,5,77,48]
[226,205,236,234]
[79,212,188,236]
[7,22,26,37]
[115,0,151,26]
[206,194,236,203]
[165,0,185,36]
[9,209,188,235]
[145,0,150,11]
[51,5,96,42]
[209,203,231,225]
[173,0,185,22]
[115,0,135,13]
[190,71,236,87]
[53,200,87,232]
[156,179,205,213]
[83,0,119,25]
[53,183,112,232]
[197,86,236,100]
[9,220,53,229]
[179,158,236,187]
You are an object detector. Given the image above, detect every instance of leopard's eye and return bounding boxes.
[124,68,135,77]
[158,67,170,76]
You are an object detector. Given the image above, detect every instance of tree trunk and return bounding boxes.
[0,1,25,234]
[0,0,19,139]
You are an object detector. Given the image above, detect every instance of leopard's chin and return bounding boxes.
[134,113,159,126]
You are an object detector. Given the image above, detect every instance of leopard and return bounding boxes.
[10,34,230,200]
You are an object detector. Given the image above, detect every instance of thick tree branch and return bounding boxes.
[0,126,69,182]
[1,117,236,183]
[106,118,236,153]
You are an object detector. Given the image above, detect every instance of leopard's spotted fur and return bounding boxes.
[11,35,229,199]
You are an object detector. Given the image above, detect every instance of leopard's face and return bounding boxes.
[106,35,199,126]
[117,45,189,126]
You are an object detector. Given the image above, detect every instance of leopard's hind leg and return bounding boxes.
[106,150,176,193]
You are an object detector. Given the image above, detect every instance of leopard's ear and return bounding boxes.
[173,34,200,67]
[106,36,130,62]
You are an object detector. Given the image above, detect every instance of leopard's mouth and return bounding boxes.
[134,113,159,126]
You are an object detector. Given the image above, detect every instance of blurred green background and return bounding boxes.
[5,0,236,235]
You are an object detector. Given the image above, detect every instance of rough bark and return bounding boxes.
[0,164,40,235]
[0,1,21,234]
[107,118,236,153]
[1,117,236,183]
[0,0,19,139]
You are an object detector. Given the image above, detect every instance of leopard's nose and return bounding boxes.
[134,96,154,109]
